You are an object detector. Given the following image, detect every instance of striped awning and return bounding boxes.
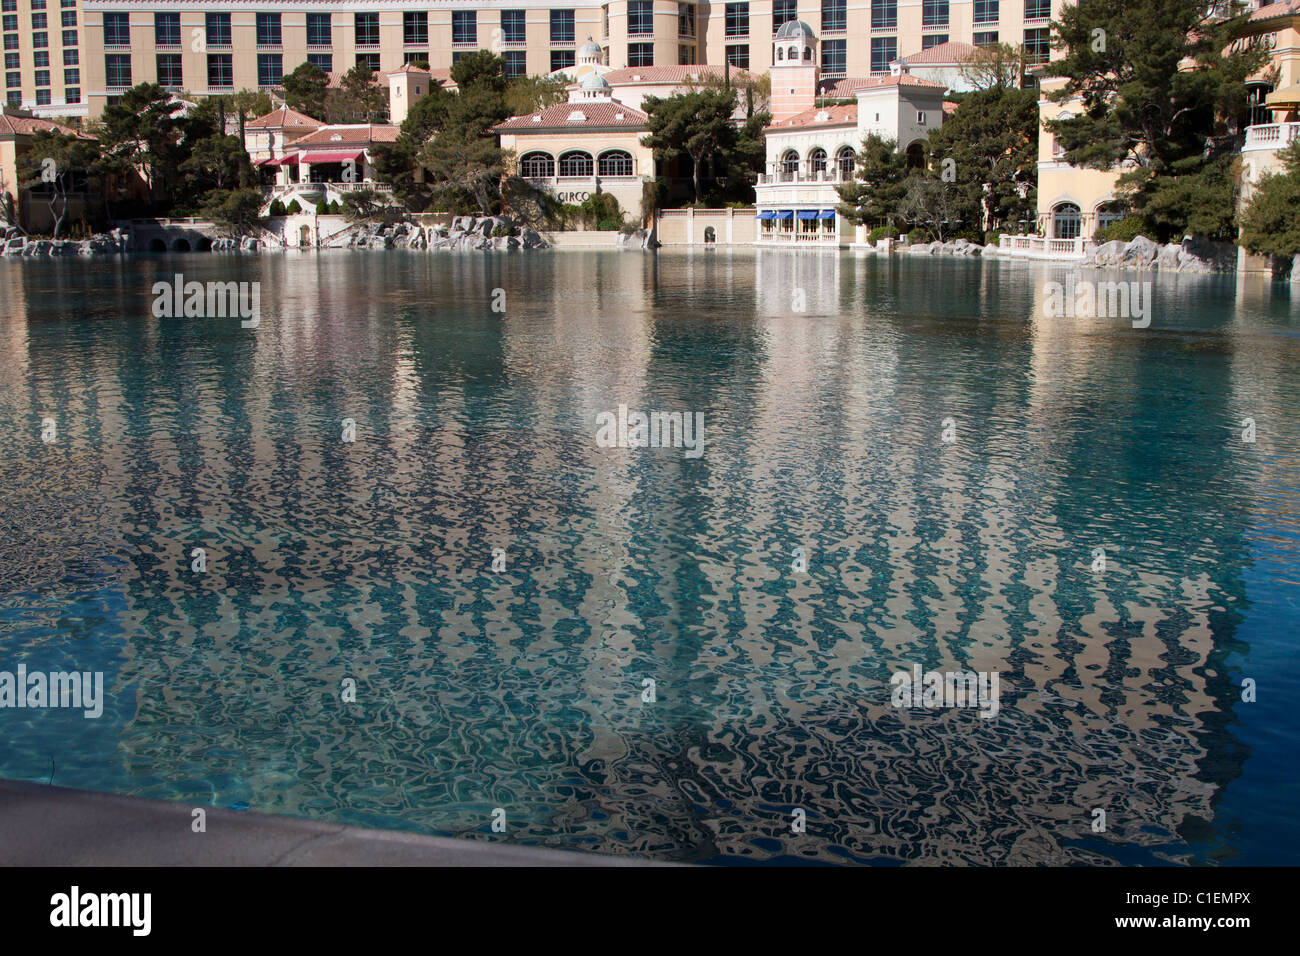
[757,210,776,220]
[818,209,836,219]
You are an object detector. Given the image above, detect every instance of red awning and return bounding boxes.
[300,151,364,164]
[259,153,299,166]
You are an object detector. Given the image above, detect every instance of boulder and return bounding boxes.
[1156,242,1182,271]
[2,237,25,256]
[1177,235,1235,274]
[1121,235,1159,268]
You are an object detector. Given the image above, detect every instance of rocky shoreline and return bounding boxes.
[908,233,1241,274]
[2,227,128,257]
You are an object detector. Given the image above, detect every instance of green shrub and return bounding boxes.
[984,229,1002,246]
[907,227,927,244]
[579,192,622,230]
[315,200,328,215]
[1096,215,1144,243]
[286,199,302,215]
[328,200,341,214]
[268,199,286,217]
[491,225,512,237]
[867,225,892,242]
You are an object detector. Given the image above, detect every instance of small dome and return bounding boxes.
[581,72,611,90]
[774,20,816,41]
[578,36,603,57]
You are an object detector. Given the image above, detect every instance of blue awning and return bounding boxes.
[757,210,776,220]
[797,210,819,220]
[775,210,794,220]
[819,209,836,219]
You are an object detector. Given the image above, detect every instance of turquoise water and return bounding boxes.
[1,249,1297,865]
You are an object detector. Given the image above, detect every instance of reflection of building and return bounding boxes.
[755,22,944,246]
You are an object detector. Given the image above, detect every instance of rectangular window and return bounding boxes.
[502,10,526,45]
[725,43,749,68]
[4,70,17,88]
[550,9,574,44]
[3,53,15,69]
[679,43,696,64]
[974,0,999,24]
[502,50,526,76]
[725,3,748,38]
[257,53,281,86]
[63,48,77,65]
[205,13,231,47]
[922,0,948,28]
[156,53,181,87]
[628,1,653,36]
[61,29,74,47]
[355,12,379,46]
[207,53,232,88]
[307,52,332,73]
[65,86,78,102]
[451,10,475,45]
[773,0,796,33]
[973,30,998,46]
[32,32,46,47]
[1025,0,1050,20]
[871,0,897,30]
[0,1,12,12]
[0,14,11,30]
[356,52,380,71]
[105,52,132,88]
[403,11,428,45]
[870,36,897,73]
[678,3,695,38]
[1024,26,1050,63]
[60,9,74,27]
[550,49,575,71]
[31,0,43,7]
[62,0,75,6]
[628,42,653,66]
[63,66,77,85]
[404,50,427,64]
[6,90,19,105]
[104,11,129,46]
[34,68,48,86]
[256,12,281,46]
[306,14,331,47]
[31,12,46,29]
[922,33,948,49]
[821,0,846,32]
[154,12,179,46]
[33,51,47,67]
[2,36,16,52]
[36,87,49,104]
[821,38,845,74]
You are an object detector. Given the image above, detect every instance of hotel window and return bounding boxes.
[63,48,76,65]
[31,12,45,29]
[34,68,48,86]
[207,53,232,88]
[871,0,897,30]
[5,90,18,105]
[60,9,74,27]
[3,53,15,68]
[63,66,77,85]
[678,2,695,38]
[61,0,74,5]
[974,0,998,24]
[306,14,331,47]
[2,36,15,51]
[34,50,47,67]
[0,13,10,30]
[822,38,845,74]
[550,9,574,44]
[503,50,526,76]
[104,12,129,46]
[205,13,231,48]
[822,0,846,32]
[404,12,428,46]
[603,5,609,39]
[679,44,696,64]
[1024,27,1049,64]
[31,0,43,7]
[65,86,78,102]
[258,53,282,87]
[1025,0,1050,20]
[923,35,952,51]
[451,11,475,45]
[629,42,653,66]
[33,31,46,47]
[61,29,74,47]
[520,152,553,177]
[725,3,748,38]
[36,88,49,104]
[404,50,427,64]
[154,12,179,47]
[0,0,11,11]
[257,13,281,47]
[870,36,896,73]
[156,53,181,88]
[773,0,796,33]
[105,53,131,88]
[356,12,379,46]
[726,43,749,68]
[598,149,633,177]
[356,53,380,71]
[551,49,575,71]
[558,150,593,177]
[4,70,16,88]
[973,31,998,46]
[628,1,653,36]
[502,10,526,45]
[922,0,948,28]
[307,53,332,73]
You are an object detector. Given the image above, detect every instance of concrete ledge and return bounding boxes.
[0,779,652,866]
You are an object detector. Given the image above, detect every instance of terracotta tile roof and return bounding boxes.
[1250,0,1300,22]
[817,76,872,98]
[597,65,758,86]
[292,124,400,149]
[0,113,88,138]
[245,107,322,131]
[851,74,947,92]
[383,64,456,89]
[902,40,978,65]
[765,103,858,132]
[493,101,648,132]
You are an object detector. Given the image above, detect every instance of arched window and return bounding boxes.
[836,146,855,180]
[1053,202,1082,240]
[809,148,827,175]
[520,151,554,178]
[704,226,716,243]
[905,141,926,169]
[788,46,798,60]
[776,47,784,61]
[558,150,594,178]
[597,149,633,177]
[781,149,800,175]
[803,46,811,61]
[1052,112,1073,158]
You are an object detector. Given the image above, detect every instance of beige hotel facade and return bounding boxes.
[0,0,1068,119]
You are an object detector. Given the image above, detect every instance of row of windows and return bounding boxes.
[520,150,634,179]
[5,88,75,105]
[779,146,858,179]
[6,65,76,87]
[2,30,75,50]
[2,11,71,29]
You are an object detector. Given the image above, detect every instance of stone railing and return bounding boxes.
[997,235,1088,260]
[1243,122,1300,150]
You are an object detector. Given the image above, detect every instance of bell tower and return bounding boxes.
[770,21,819,122]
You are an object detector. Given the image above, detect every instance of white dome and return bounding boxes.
[581,72,611,90]
[774,20,816,41]
[579,36,603,57]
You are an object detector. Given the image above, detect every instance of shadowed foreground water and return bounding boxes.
[1,249,1297,865]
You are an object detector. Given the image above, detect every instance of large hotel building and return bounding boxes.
[3,1,1064,119]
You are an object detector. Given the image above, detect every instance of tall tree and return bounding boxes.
[418,133,507,214]
[505,74,570,116]
[958,42,1027,91]
[327,66,388,124]
[836,134,910,229]
[283,61,329,119]
[1239,138,1300,259]
[94,83,185,209]
[17,130,101,238]
[642,88,739,204]
[372,78,455,210]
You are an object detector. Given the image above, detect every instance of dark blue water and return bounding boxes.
[1,249,1297,864]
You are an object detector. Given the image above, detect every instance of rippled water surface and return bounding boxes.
[1,249,1297,864]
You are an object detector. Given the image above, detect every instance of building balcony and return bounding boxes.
[757,230,840,243]
[1243,121,1300,152]
[757,170,850,185]
[997,234,1088,260]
